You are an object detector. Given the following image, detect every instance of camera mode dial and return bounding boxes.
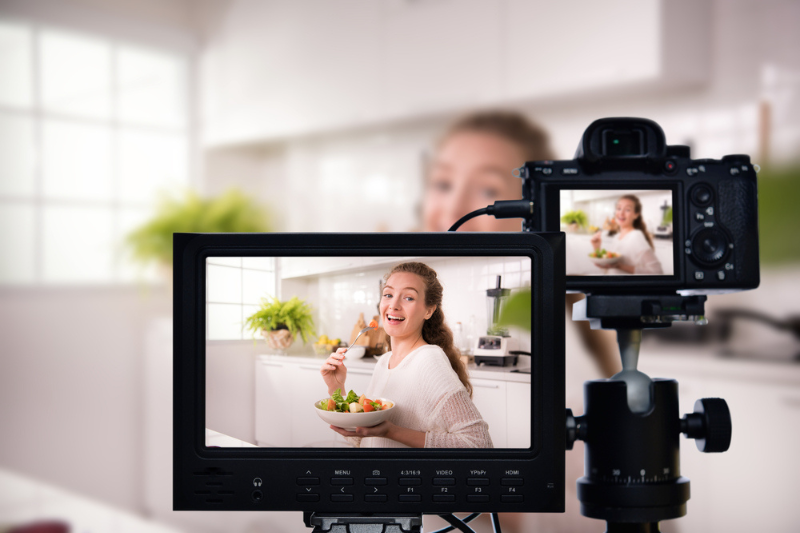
[690,227,731,268]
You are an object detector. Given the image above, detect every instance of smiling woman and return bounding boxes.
[320,261,493,448]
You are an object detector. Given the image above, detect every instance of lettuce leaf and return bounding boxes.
[332,388,344,404]
[345,389,358,404]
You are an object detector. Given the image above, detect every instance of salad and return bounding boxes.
[589,249,620,259]
[318,388,394,413]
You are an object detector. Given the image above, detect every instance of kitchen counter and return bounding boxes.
[638,343,800,387]
[258,353,532,383]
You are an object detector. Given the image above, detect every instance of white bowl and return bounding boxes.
[589,255,622,268]
[344,345,367,359]
[314,398,395,430]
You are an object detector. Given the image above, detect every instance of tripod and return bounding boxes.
[566,294,732,533]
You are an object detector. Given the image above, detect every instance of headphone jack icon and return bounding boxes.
[253,477,262,487]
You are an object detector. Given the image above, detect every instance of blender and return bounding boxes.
[473,275,519,366]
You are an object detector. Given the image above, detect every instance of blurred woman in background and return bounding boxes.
[420,110,623,533]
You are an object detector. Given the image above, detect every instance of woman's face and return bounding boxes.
[615,198,639,230]
[422,131,526,232]
[380,272,435,341]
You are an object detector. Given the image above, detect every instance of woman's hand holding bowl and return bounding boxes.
[329,420,394,439]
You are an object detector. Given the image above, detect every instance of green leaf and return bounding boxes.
[560,210,588,227]
[332,388,344,404]
[496,289,532,332]
[125,188,272,267]
[243,296,316,345]
[345,390,359,404]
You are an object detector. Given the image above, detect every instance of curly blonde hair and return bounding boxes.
[384,262,472,398]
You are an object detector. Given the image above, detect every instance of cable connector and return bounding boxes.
[448,200,534,231]
[487,200,533,219]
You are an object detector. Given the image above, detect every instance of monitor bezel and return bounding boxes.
[174,232,565,513]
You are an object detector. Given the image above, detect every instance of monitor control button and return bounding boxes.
[399,478,422,486]
[365,494,387,502]
[331,478,353,485]
[467,478,490,486]
[365,477,387,486]
[296,494,320,502]
[433,495,456,502]
[694,271,705,280]
[433,478,455,486]
[330,494,354,502]
[501,495,524,503]
[297,477,320,486]
[468,495,491,503]
[501,478,524,486]
[399,494,421,502]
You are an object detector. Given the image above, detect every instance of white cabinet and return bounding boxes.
[471,378,508,448]
[254,360,293,447]
[692,379,800,533]
[381,0,502,117]
[291,364,343,447]
[639,354,800,533]
[506,381,531,448]
[343,367,374,398]
[278,256,420,280]
[202,1,710,146]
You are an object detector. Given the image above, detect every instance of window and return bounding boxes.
[0,18,190,284]
[206,258,277,341]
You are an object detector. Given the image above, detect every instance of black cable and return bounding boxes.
[448,207,490,231]
[490,513,502,533]
[428,513,480,533]
[433,513,477,533]
[448,200,533,231]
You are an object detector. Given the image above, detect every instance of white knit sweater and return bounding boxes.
[347,344,493,449]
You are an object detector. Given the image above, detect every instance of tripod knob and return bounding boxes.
[681,398,732,453]
[566,409,577,450]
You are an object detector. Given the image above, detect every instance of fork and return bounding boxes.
[345,326,376,353]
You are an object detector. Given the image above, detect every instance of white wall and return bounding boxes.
[0,287,170,511]
[0,0,197,520]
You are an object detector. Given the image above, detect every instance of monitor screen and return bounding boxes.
[204,255,533,451]
[559,189,675,277]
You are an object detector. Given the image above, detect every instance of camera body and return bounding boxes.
[521,117,759,294]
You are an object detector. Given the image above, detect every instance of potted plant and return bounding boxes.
[126,188,272,279]
[244,296,316,353]
[560,210,588,233]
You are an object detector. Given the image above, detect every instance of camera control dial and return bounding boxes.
[691,228,732,268]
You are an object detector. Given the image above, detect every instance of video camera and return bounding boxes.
[520,117,759,295]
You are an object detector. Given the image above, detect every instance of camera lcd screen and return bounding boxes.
[205,255,533,450]
[560,189,675,277]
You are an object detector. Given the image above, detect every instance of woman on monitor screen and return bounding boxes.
[589,194,664,275]
[320,261,493,448]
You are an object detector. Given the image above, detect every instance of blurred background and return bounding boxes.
[1,0,799,531]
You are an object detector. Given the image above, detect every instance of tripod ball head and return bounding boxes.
[681,398,732,453]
